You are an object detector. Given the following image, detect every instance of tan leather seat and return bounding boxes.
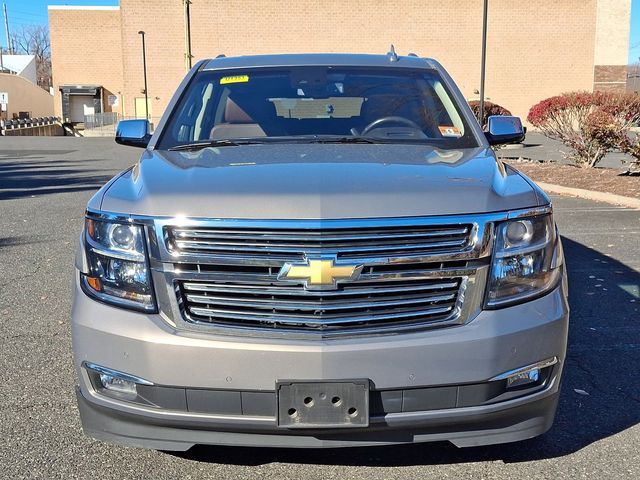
[210,99,266,140]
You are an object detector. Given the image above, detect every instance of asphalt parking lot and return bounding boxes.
[1,137,638,479]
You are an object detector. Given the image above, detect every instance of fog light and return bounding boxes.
[506,368,540,389]
[99,373,137,395]
[83,362,152,399]
[489,357,557,389]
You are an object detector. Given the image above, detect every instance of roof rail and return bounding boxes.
[387,45,398,62]
[215,54,226,58]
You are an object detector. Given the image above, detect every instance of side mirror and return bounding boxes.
[115,119,152,148]
[484,116,525,146]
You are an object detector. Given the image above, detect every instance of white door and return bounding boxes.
[69,96,95,123]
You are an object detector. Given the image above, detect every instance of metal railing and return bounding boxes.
[1,116,63,136]
[84,112,120,130]
[82,114,162,136]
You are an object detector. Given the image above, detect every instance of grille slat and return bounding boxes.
[188,304,455,326]
[177,278,462,332]
[173,239,467,255]
[184,292,457,311]
[172,227,469,242]
[167,224,473,259]
[182,280,460,297]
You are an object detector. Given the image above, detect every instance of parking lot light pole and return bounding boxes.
[479,0,488,127]
[138,30,149,121]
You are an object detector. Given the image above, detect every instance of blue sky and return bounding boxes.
[630,0,640,63]
[2,0,117,33]
[4,0,640,63]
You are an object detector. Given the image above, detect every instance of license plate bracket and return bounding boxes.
[276,380,370,429]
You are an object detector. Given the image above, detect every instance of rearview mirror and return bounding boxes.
[115,119,151,148]
[484,116,525,146]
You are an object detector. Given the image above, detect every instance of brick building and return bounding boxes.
[48,0,631,125]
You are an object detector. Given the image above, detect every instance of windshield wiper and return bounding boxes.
[306,136,381,144]
[169,135,414,150]
[168,139,264,151]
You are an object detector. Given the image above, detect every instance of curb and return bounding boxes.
[536,181,640,210]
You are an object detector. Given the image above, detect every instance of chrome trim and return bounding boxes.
[162,220,481,266]
[489,357,558,382]
[82,361,154,386]
[87,244,145,262]
[165,272,482,339]
[184,292,457,311]
[85,205,552,227]
[175,275,470,337]
[188,304,455,325]
[172,238,467,254]
[506,205,553,220]
[172,227,470,241]
[86,206,552,267]
[181,280,460,297]
[159,264,480,283]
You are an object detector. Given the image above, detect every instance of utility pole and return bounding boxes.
[138,31,149,121]
[478,0,488,127]
[628,58,640,94]
[3,3,12,55]
[183,0,192,71]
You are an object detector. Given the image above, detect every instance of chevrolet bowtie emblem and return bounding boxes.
[278,257,364,290]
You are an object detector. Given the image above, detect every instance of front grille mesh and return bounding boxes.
[177,278,462,332]
[166,224,473,260]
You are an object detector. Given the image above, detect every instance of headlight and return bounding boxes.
[80,217,156,312]
[485,213,563,308]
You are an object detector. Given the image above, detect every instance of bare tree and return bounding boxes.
[9,24,51,91]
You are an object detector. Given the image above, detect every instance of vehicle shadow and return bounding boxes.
[173,236,639,466]
[0,158,116,201]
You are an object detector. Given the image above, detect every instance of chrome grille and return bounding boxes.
[153,216,495,337]
[177,278,464,332]
[166,224,473,260]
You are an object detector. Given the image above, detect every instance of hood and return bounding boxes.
[97,144,541,219]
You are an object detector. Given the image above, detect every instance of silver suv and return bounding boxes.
[72,53,568,450]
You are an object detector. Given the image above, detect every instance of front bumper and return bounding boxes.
[71,275,569,449]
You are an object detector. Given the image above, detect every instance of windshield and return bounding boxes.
[158,67,479,149]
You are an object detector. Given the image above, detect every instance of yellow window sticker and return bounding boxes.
[220,75,249,85]
[438,126,462,137]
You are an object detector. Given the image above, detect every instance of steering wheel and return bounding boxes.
[361,116,422,135]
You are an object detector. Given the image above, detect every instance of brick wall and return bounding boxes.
[49,6,124,119]
[50,0,631,124]
[593,0,631,92]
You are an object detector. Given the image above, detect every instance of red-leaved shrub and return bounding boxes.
[468,100,512,128]
[527,91,640,168]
